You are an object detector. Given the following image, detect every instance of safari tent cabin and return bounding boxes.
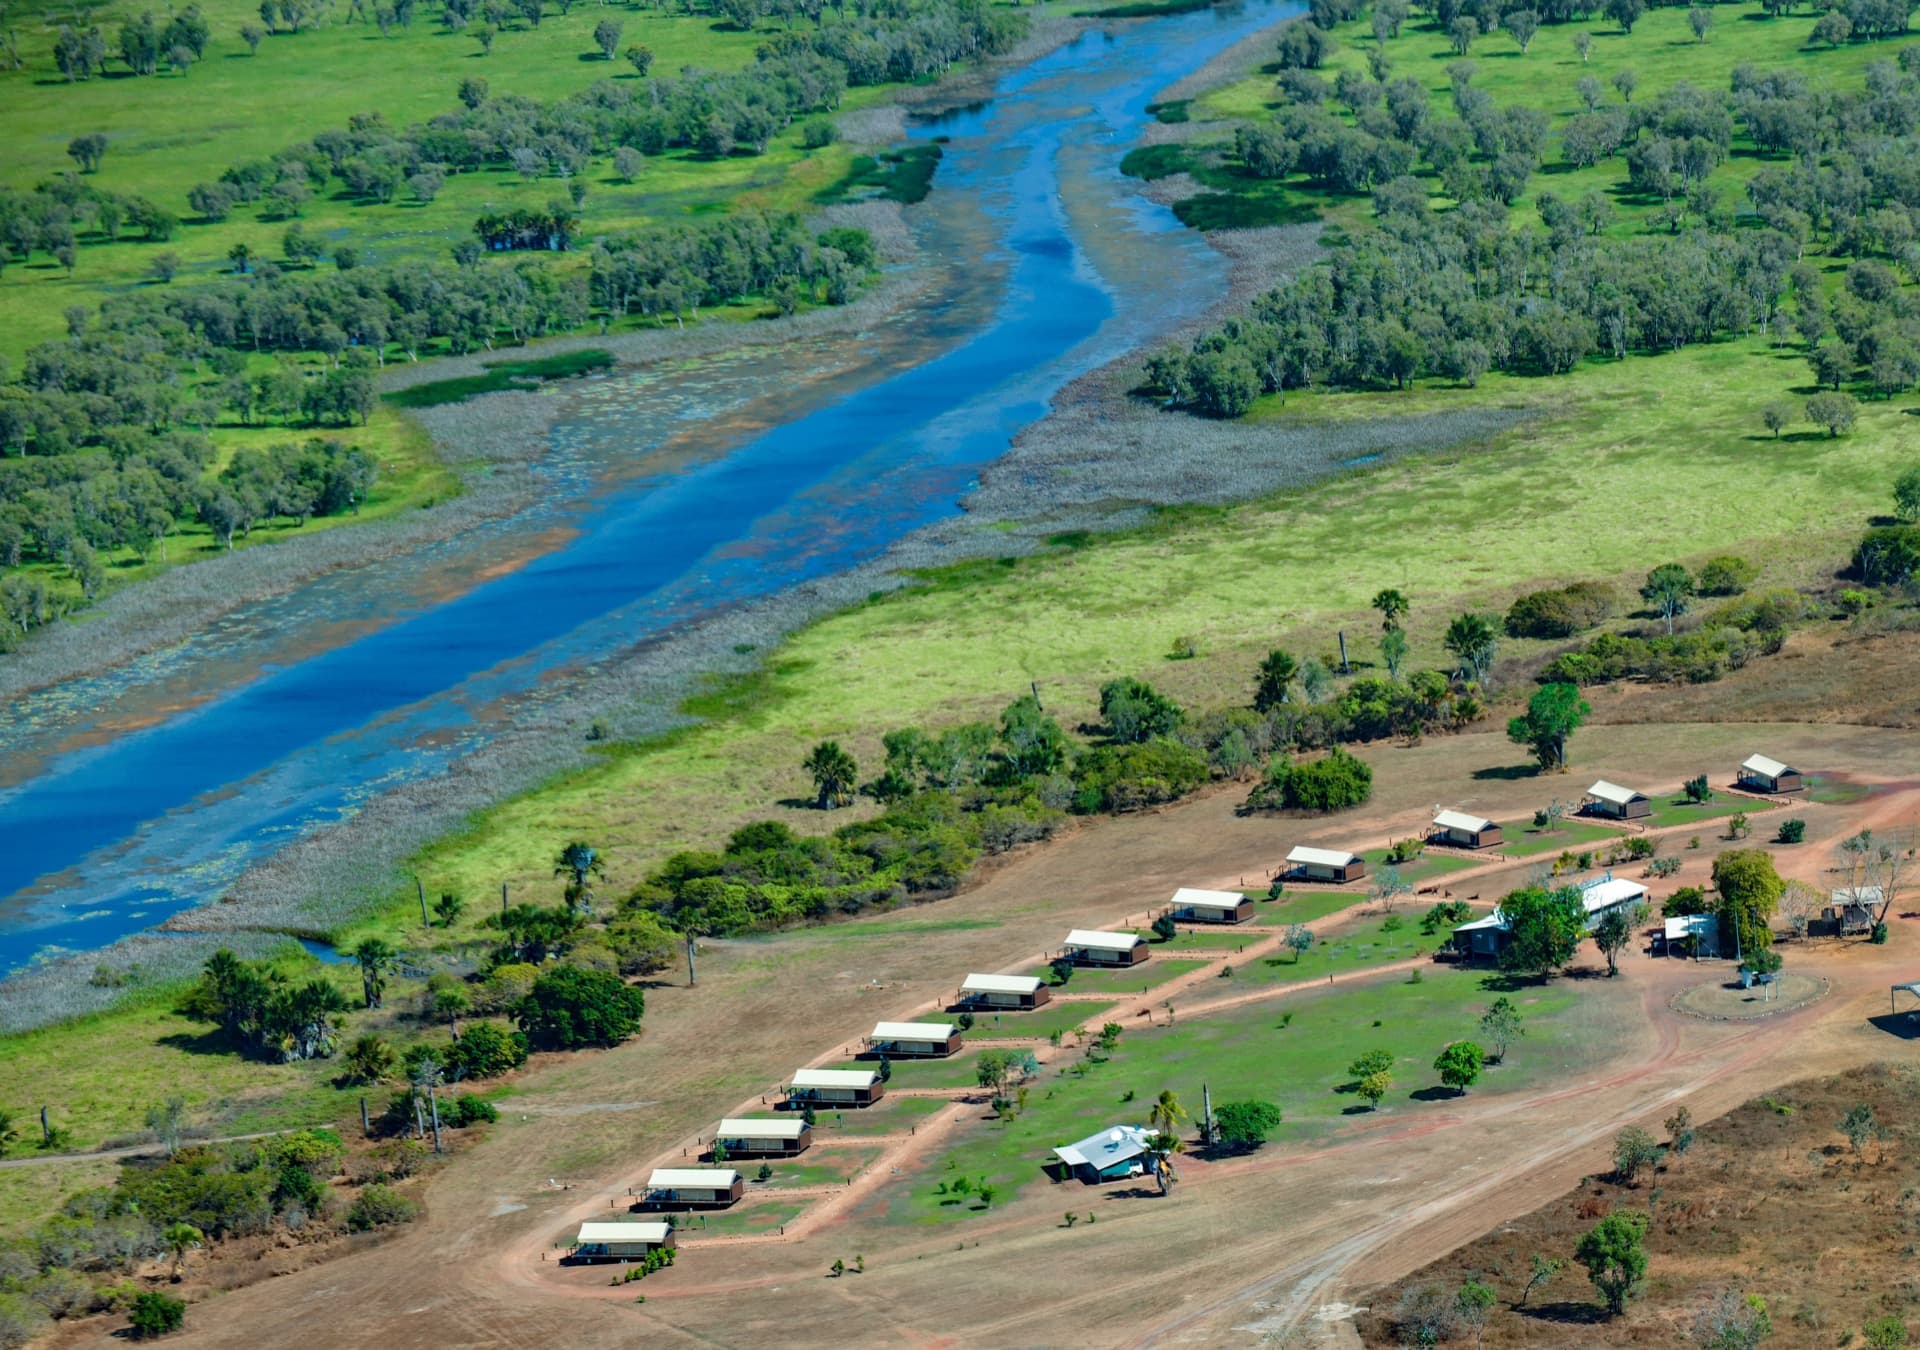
[714,1117,810,1157]
[1451,910,1510,960]
[868,1021,963,1058]
[1738,754,1804,795]
[572,1222,674,1262]
[1584,780,1651,820]
[787,1068,884,1108]
[958,974,1049,1010]
[1577,875,1650,929]
[641,1168,743,1210]
[1432,810,1503,850]
[1052,1124,1153,1185]
[1063,929,1150,967]
[1168,886,1255,925]
[1285,845,1367,883]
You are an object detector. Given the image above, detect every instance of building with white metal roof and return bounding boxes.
[868,1021,963,1057]
[1168,886,1254,924]
[1431,809,1503,849]
[1738,754,1804,794]
[959,973,1049,1009]
[572,1222,674,1261]
[1052,1123,1153,1184]
[1584,780,1651,819]
[1285,845,1367,882]
[1063,929,1149,966]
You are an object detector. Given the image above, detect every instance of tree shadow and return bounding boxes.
[1408,1085,1459,1102]
[1340,1103,1380,1116]
[156,1028,238,1057]
[1471,763,1540,781]
[774,796,822,810]
[1515,1300,1610,1325]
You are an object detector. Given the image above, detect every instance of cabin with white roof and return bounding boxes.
[641,1168,743,1210]
[1738,754,1803,795]
[1451,909,1510,959]
[787,1067,884,1107]
[1431,809,1502,850]
[1052,1124,1153,1184]
[1063,929,1149,967]
[1661,913,1718,958]
[1285,845,1367,883]
[1583,780,1651,820]
[1578,874,1650,927]
[714,1117,811,1157]
[572,1221,674,1262]
[868,1020,963,1058]
[1168,886,1255,925]
[958,973,1049,1010]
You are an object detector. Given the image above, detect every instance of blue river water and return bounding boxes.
[0,0,1294,973]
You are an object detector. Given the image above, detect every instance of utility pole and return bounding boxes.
[501,881,509,914]
[686,933,697,988]
[1202,1083,1214,1148]
[1337,631,1350,675]
[416,876,429,927]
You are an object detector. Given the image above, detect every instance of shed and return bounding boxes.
[1661,913,1718,958]
[714,1117,810,1156]
[572,1222,674,1262]
[1739,754,1804,795]
[1584,780,1651,820]
[1432,809,1503,850]
[641,1168,743,1210]
[1168,886,1255,925]
[1824,886,1881,935]
[1063,929,1150,967]
[788,1068,884,1107]
[1052,1124,1153,1184]
[1578,874,1650,928]
[868,1020,963,1058]
[1451,910,1509,959]
[958,973,1049,1010]
[1285,845,1367,883]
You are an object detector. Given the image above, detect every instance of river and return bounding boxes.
[0,0,1295,974]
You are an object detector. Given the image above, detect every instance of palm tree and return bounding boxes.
[434,985,471,1039]
[553,842,605,913]
[350,937,397,1009]
[162,1222,202,1280]
[1148,1088,1188,1137]
[803,741,858,810]
[432,891,466,929]
[1443,612,1498,685]
[1253,650,1298,711]
[1371,588,1409,632]
[342,1033,394,1085]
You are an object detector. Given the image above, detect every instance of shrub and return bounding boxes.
[515,965,645,1050]
[1071,737,1209,813]
[446,1020,529,1078]
[1384,836,1425,865]
[345,1184,418,1231]
[1777,818,1806,844]
[1697,555,1756,596]
[1504,581,1616,638]
[127,1291,185,1340]
[449,1095,498,1127]
[1246,748,1374,812]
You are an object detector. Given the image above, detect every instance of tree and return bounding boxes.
[1665,1105,1695,1158]
[1688,4,1712,39]
[1895,468,1920,523]
[1641,563,1695,635]
[1507,682,1590,771]
[624,43,653,76]
[1151,912,1178,942]
[1433,1040,1485,1094]
[433,892,466,928]
[67,132,109,173]
[343,1033,394,1084]
[1613,1125,1660,1183]
[1449,15,1478,53]
[1606,0,1643,33]
[1254,649,1298,710]
[161,1222,202,1279]
[240,21,264,51]
[1811,8,1851,43]
[1592,903,1648,976]
[593,16,621,56]
[1761,402,1795,437]
[1498,886,1587,979]
[999,695,1066,777]
[1479,996,1524,1062]
[1520,1254,1563,1306]
[803,741,858,809]
[1713,850,1783,960]
[1505,8,1539,52]
[1371,864,1411,913]
[1839,1103,1881,1160]
[1100,676,1184,743]
[1212,1100,1282,1151]
[1443,612,1498,685]
[553,841,605,912]
[1148,1088,1188,1137]
[1379,627,1408,680]
[1456,1279,1497,1349]
[145,1096,188,1156]
[1358,1069,1393,1109]
[613,146,644,182]
[1694,1291,1772,1350]
[1576,1211,1650,1316]
[1612,66,1638,100]
[1573,31,1591,61]
[1806,392,1859,437]
[350,936,397,1009]
[128,1291,186,1339]
[515,965,645,1049]
[434,984,471,1037]
[1371,588,1409,632]
[1284,923,1314,963]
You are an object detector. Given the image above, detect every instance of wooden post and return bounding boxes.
[1030,680,1042,710]
[360,1096,371,1138]
[686,933,697,988]
[502,882,509,914]
[416,876,429,927]
[1337,630,1349,674]
[39,1106,50,1146]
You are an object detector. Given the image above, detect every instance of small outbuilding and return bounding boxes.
[1168,886,1255,925]
[1584,780,1652,820]
[714,1117,811,1157]
[1823,886,1881,935]
[868,1020,963,1058]
[1285,845,1367,883]
[788,1068,885,1108]
[1451,910,1510,960]
[572,1222,674,1262]
[1063,929,1150,967]
[1052,1124,1153,1184]
[958,973,1050,1010]
[641,1168,743,1210]
[1738,754,1804,795]
[1577,874,1650,929]
[1661,913,1719,958]
[1431,809,1503,850]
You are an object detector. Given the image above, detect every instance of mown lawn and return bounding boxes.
[961,1000,1119,1042]
[1227,913,1449,990]
[1356,848,1479,887]
[806,1094,947,1139]
[1033,959,1209,998]
[1503,819,1627,858]
[742,1147,880,1188]
[671,1196,805,1237]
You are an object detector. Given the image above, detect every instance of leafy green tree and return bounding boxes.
[1592,903,1648,976]
[592,15,621,56]
[802,740,858,808]
[1434,1040,1485,1094]
[1443,612,1498,684]
[1641,563,1695,635]
[350,937,397,1010]
[1379,626,1408,680]
[515,965,645,1050]
[1896,468,1920,523]
[1479,997,1523,1063]
[1761,401,1795,437]
[1212,1100,1281,1151]
[1254,649,1298,711]
[1507,682,1590,771]
[448,1020,529,1078]
[1613,1125,1660,1182]
[998,696,1067,777]
[161,1221,202,1278]
[1712,850,1783,959]
[485,904,582,964]
[1520,1254,1563,1306]
[342,1033,393,1085]
[128,1291,186,1339]
[1099,677,1184,743]
[1576,1211,1649,1315]
[433,984,471,1037]
[1284,923,1313,962]
[1806,391,1859,437]
[1371,588,1409,631]
[67,132,109,173]
[1497,886,1587,980]
[1357,1069,1393,1110]
[1151,912,1178,942]
[1456,1279,1497,1348]
[623,42,653,75]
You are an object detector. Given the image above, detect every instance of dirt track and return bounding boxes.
[107,718,1920,1349]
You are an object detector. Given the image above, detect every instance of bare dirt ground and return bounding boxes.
[59,714,1920,1349]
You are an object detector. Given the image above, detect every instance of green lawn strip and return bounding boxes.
[1502,820,1629,859]
[1036,959,1209,998]
[741,1148,881,1189]
[863,967,1582,1226]
[672,1197,806,1239]
[961,1001,1117,1042]
[1806,775,1872,806]
[1357,849,1479,887]
[1251,892,1366,927]
[834,1051,989,1092]
[1148,929,1257,955]
[1231,915,1444,991]
[1642,795,1778,833]
[807,1094,948,1139]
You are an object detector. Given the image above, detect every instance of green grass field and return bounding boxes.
[1642,794,1777,832]
[1229,914,1443,989]
[962,1000,1119,1041]
[1251,892,1366,926]
[1356,848,1479,887]
[807,1093,947,1139]
[1147,929,1253,954]
[743,1148,880,1188]
[863,963,1582,1225]
[1034,959,1209,998]
[671,1196,805,1237]
[1503,819,1627,858]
